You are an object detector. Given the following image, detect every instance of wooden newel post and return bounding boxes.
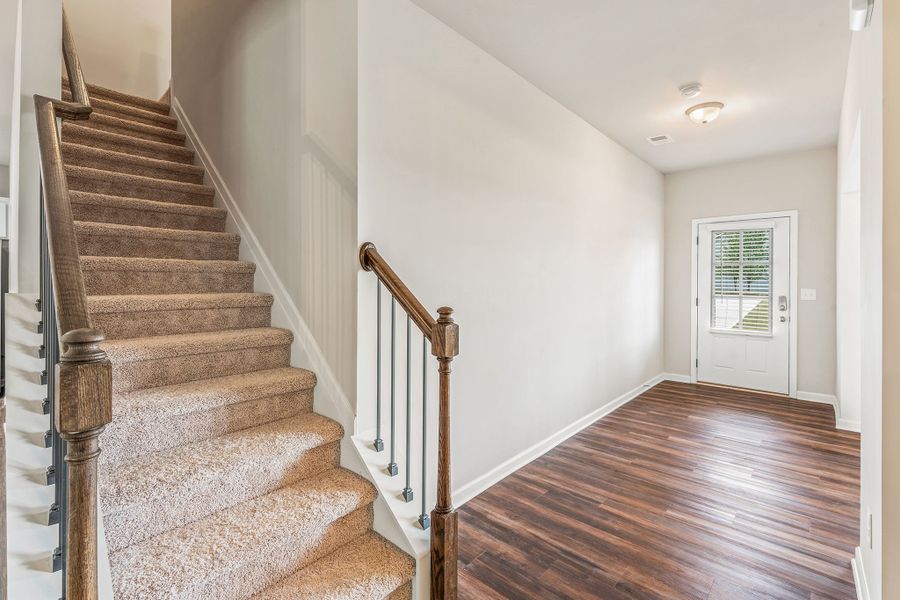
[430,307,459,600]
[56,328,112,600]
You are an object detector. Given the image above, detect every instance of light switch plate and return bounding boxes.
[800,288,817,301]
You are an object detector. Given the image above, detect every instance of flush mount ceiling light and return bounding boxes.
[686,101,725,124]
[679,82,703,98]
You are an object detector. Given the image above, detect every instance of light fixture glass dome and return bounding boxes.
[686,101,724,124]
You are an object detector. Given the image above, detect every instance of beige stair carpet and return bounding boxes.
[61,80,414,599]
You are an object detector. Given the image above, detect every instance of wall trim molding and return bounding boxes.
[171,95,356,428]
[852,546,870,600]
[796,390,838,406]
[662,372,692,383]
[455,373,667,507]
[836,417,861,433]
[796,390,860,432]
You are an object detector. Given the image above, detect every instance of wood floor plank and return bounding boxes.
[458,381,860,600]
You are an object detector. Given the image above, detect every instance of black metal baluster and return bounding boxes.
[419,334,430,529]
[387,298,398,476]
[374,281,384,452]
[403,316,413,502]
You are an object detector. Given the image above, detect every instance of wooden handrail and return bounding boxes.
[61,8,91,115]
[32,8,112,600]
[359,242,435,338]
[359,243,458,600]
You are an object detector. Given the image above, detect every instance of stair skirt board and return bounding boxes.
[59,81,414,598]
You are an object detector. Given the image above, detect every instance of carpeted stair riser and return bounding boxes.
[81,257,256,295]
[90,299,272,340]
[102,414,343,549]
[62,142,204,184]
[70,192,227,232]
[79,112,185,145]
[61,123,195,164]
[101,418,343,548]
[106,341,291,393]
[107,442,339,551]
[63,79,171,115]
[102,388,314,467]
[74,222,240,261]
[75,96,178,129]
[119,506,373,600]
[63,87,177,129]
[108,470,377,600]
[251,532,416,600]
[65,165,215,206]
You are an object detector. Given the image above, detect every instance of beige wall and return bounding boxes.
[664,147,837,396]
[359,0,664,493]
[67,0,170,99]
[883,0,899,596]
[172,0,358,408]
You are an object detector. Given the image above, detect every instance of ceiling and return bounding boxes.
[409,0,851,173]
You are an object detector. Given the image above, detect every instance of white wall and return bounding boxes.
[838,3,883,597]
[172,0,358,406]
[1,0,18,174]
[664,147,838,398]
[358,0,664,494]
[9,0,62,293]
[66,0,170,99]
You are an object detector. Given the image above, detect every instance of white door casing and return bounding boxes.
[696,216,792,394]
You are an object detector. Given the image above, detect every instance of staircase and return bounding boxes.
[60,80,414,599]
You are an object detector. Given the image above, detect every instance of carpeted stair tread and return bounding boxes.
[62,142,204,183]
[80,111,185,144]
[74,221,240,260]
[64,78,171,114]
[80,96,178,129]
[109,365,314,422]
[70,191,227,232]
[253,532,416,600]
[101,412,342,515]
[88,292,273,339]
[102,327,292,363]
[65,164,215,206]
[80,256,256,295]
[61,123,195,164]
[101,367,316,467]
[108,468,376,600]
[101,414,345,549]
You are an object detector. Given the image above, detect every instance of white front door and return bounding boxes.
[696,218,791,394]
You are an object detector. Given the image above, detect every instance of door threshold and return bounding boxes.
[694,380,790,399]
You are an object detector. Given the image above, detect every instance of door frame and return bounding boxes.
[690,210,799,397]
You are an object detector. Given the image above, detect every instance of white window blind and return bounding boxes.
[711,228,772,332]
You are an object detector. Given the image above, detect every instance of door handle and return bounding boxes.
[778,295,788,312]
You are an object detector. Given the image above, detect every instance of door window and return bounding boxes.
[711,228,772,333]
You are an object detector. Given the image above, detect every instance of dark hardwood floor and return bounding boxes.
[457,381,860,600]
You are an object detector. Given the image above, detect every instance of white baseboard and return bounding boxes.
[852,546,871,600]
[837,417,861,433]
[171,95,355,428]
[454,373,666,507]
[662,372,692,383]
[796,390,860,432]
[796,390,838,406]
